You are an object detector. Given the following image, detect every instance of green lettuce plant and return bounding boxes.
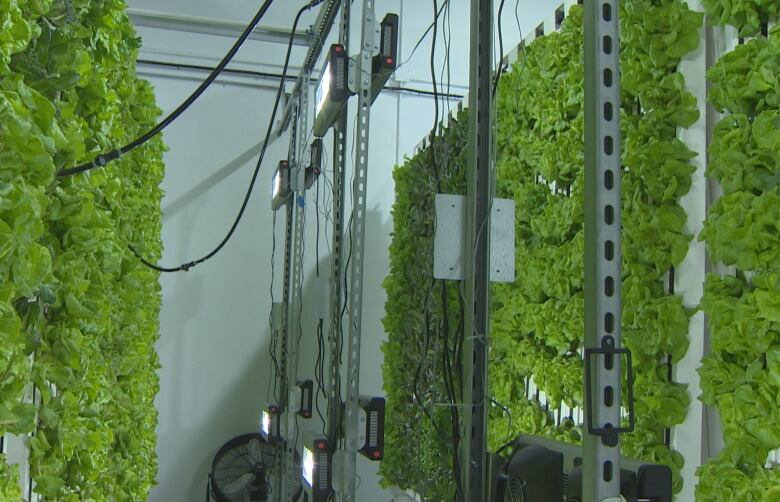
[702,0,780,36]
[697,5,780,500]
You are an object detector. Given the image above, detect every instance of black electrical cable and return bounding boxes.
[129,1,321,273]
[429,2,464,498]
[395,0,449,72]
[313,169,329,431]
[58,0,278,177]
[411,278,448,438]
[493,0,508,96]
[339,215,353,426]
[429,0,441,186]
[315,319,327,431]
[269,211,280,403]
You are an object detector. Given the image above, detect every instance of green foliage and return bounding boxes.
[698,10,780,502]
[696,439,780,501]
[0,0,164,499]
[702,0,780,36]
[380,110,468,499]
[0,456,22,502]
[382,1,701,498]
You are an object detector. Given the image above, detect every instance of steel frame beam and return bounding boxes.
[327,1,350,444]
[583,0,623,501]
[282,67,312,502]
[127,8,311,46]
[271,2,342,500]
[335,0,376,500]
[461,0,494,500]
[273,90,297,501]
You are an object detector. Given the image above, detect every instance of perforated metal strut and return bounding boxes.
[282,68,311,502]
[337,0,375,500]
[273,90,298,502]
[327,0,350,445]
[583,1,623,501]
[461,0,494,500]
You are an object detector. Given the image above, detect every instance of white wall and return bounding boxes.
[132,1,562,500]
[150,77,293,502]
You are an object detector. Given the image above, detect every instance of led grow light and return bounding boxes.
[301,433,332,502]
[297,380,314,419]
[313,45,351,137]
[260,403,281,443]
[358,396,385,461]
[369,13,399,105]
[304,140,323,190]
[271,160,291,210]
[302,445,315,487]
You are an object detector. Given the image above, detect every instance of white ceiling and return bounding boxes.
[125,0,322,28]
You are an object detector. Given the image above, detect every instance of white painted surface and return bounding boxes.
[673,2,708,498]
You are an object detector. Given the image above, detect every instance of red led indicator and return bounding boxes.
[372,451,381,459]
[335,46,343,53]
[317,441,327,449]
[386,57,394,65]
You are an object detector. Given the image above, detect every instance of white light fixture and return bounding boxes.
[302,444,315,487]
[313,44,351,137]
[357,396,385,461]
[259,403,281,443]
[271,160,291,210]
[305,140,323,190]
[301,432,332,501]
[369,13,399,105]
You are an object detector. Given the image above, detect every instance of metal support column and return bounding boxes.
[267,1,344,499]
[286,69,312,502]
[461,0,494,500]
[273,90,299,502]
[276,77,309,501]
[583,0,623,501]
[327,0,350,444]
[336,0,375,500]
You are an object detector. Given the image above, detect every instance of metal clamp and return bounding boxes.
[584,337,635,447]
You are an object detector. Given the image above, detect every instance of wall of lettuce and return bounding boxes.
[0,0,164,500]
[380,1,780,501]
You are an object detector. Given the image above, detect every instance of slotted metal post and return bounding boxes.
[273,89,299,502]
[275,75,310,502]
[327,0,350,445]
[583,0,623,501]
[461,0,494,499]
[336,0,375,500]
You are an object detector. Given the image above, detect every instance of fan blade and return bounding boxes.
[222,472,256,496]
[248,438,264,465]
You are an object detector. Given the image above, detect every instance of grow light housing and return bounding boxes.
[297,380,314,419]
[301,432,332,501]
[369,13,399,105]
[260,403,282,443]
[271,160,291,210]
[357,396,385,461]
[305,139,323,190]
[313,44,352,137]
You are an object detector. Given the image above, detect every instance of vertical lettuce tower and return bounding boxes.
[0,0,164,499]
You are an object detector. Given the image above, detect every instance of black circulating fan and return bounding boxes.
[208,433,302,502]
[489,436,673,502]
[495,445,564,502]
